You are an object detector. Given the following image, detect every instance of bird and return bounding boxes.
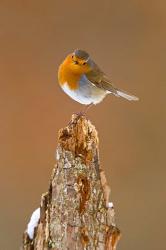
[58,49,139,112]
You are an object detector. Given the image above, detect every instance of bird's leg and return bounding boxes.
[79,103,93,116]
[68,103,93,126]
[83,103,93,113]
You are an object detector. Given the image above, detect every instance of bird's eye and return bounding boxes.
[83,62,86,65]
[71,55,74,59]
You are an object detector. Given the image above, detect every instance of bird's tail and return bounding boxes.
[116,89,139,101]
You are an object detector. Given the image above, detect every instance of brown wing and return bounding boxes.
[85,62,139,101]
[85,62,118,94]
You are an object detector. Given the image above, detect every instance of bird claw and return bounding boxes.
[67,104,93,126]
[74,111,86,117]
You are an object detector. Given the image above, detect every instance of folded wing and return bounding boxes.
[85,62,139,101]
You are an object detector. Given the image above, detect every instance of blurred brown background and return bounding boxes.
[0,0,165,249]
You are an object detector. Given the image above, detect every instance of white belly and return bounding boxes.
[61,76,107,105]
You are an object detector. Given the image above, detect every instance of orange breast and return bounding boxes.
[58,62,81,90]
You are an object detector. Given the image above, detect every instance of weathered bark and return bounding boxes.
[22,114,121,250]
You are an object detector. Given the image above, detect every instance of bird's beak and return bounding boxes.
[73,60,78,65]
[85,57,90,63]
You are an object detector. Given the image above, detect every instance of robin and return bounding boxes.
[58,49,139,111]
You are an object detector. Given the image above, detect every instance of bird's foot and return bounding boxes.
[79,103,93,116]
[74,111,86,117]
[67,112,84,127]
[68,104,93,126]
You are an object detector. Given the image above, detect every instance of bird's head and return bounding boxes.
[63,49,92,74]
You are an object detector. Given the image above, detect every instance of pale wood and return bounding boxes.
[22,114,121,250]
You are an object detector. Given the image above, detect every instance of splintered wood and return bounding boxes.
[23,114,121,250]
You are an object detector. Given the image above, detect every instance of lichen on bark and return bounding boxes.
[22,114,121,250]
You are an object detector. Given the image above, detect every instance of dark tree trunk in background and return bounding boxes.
[22,114,121,250]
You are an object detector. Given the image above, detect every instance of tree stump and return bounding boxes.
[22,114,121,250]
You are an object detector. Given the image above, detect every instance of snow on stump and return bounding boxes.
[22,114,121,250]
